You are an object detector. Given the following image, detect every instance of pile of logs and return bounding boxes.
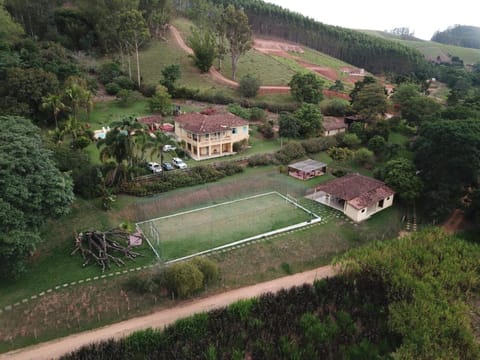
[72,229,142,272]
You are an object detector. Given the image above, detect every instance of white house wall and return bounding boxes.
[344,194,394,222]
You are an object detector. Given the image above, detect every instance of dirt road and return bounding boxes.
[1,266,335,360]
[169,25,354,100]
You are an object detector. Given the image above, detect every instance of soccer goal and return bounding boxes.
[136,191,321,262]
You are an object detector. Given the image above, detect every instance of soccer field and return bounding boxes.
[137,192,318,261]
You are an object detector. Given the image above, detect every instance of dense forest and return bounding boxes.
[432,25,480,50]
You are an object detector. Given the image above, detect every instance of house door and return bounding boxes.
[378,199,384,208]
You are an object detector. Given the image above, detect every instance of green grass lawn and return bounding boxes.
[85,98,150,127]
[139,192,312,260]
[0,197,156,309]
[298,47,353,70]
[218,49,296,85]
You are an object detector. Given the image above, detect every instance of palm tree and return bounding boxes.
[109,116,145,168]
[41,94,66,129]
[97,127,130,185]
[64,77,93,122]
[149,131,177,169]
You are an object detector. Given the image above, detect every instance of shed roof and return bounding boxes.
[314,173,394,209]
[289,159,327,173]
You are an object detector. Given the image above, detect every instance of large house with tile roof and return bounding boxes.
[174,111,249,160]
[307,173,394,222]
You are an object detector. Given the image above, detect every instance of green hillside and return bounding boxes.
[139,17,367,90]
[361,30,480,65]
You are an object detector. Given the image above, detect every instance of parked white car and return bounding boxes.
[147,162,162,174]
[172,157,187,169]
[163,144,176,152]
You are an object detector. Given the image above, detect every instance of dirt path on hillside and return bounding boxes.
[170,25,239,88]
[169,25,352,100]
[1,266,335,360]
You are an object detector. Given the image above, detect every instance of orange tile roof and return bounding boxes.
[314,173,394,209]
[174,112,249,134]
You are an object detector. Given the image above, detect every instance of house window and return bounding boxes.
[232,128,237,134]
[361,209,366,213]
[243,126,247,132]
[205,133,209,139]
[386,197,390,200]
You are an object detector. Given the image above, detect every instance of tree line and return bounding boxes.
[431,25,480,50]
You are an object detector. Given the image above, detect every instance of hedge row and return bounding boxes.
[249,136,338,167]
[171,86,300,113]
[121,162,244,196]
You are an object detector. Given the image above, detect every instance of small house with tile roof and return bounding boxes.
[174,111,249,160]
[323,116,348,136]
[307,173,394,222]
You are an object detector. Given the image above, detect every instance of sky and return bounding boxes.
[265,0,478,40]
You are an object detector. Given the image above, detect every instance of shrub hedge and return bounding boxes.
[121,162,244,196]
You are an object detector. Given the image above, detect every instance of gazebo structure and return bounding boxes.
[288,159,327,180]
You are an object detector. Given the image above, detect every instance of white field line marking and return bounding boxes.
[136,191,278,225]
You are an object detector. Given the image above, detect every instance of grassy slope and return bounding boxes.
[170,17,365,87]
[361,29,480,64]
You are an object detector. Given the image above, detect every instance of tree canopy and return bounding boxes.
[222,4,252,81]
[414,119,480,220]
[0,116,74,278]
[289,72,324,104]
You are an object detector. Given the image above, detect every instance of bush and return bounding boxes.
[275,142,306,164]
[105,82,121,95]
[97,61,122,84]
[172,86,200,99]
[227,103,251,120]
[114,75,135,90]
[327,147,354,162]
[124,274,159,294]
[249,107,267,122]
[301,137,337,154]
[117,89,134,107]
[257,122,275,139]
[321,98,352,116]
[354,148,375,167]
[191,258,219,286]
[71,135,91,150]
[248,153,277,167]
[331,168,348,177]
[238,74,261,98]
[139,83,157,97]
[233,139,248,152]
[165,262,204,298]
[342,133,362,148]
[214,162,244,176]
